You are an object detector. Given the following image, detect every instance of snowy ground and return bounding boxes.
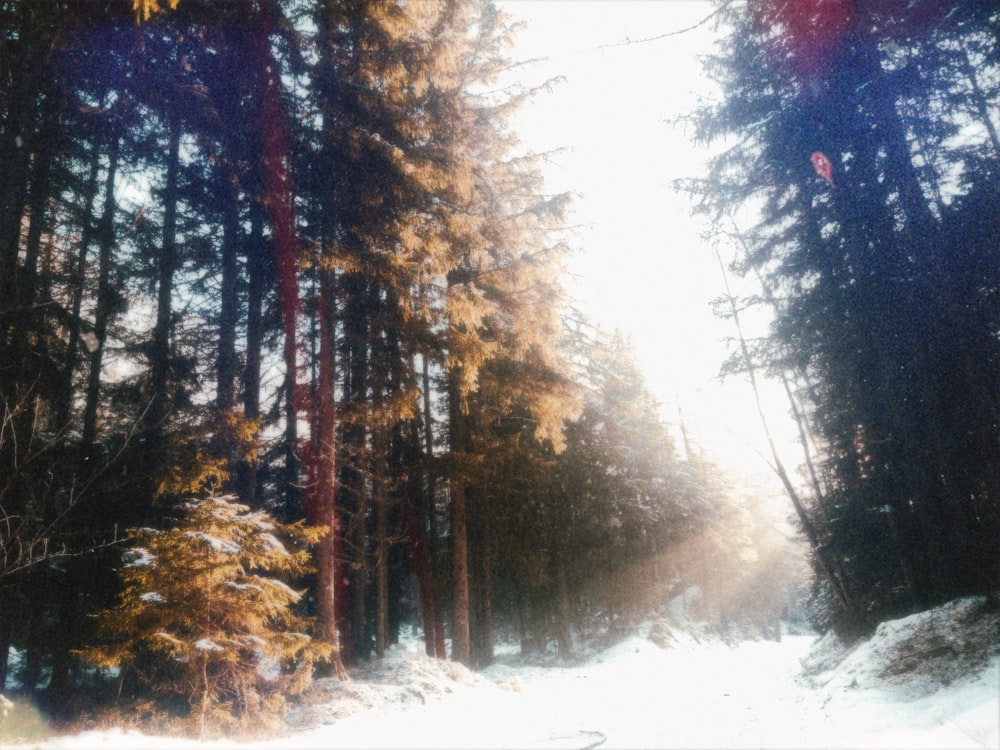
[7,596,1000,749]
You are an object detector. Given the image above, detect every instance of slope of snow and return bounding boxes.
[10,596,1000,749]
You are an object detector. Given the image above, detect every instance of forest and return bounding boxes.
[0,0,750,735]
[0,0,997,740]
[685,0,1000,633]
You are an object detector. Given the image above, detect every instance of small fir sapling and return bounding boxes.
[80,493,331,738]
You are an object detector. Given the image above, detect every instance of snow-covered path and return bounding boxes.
[479,635,824,749]
[28,604,1000,750]
[215,635,836,750]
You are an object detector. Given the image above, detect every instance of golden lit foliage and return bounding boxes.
[220,410,265,465]
[132,0,180,23]
[155,451,229,498]
[80,494,330,738]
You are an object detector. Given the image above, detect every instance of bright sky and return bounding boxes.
[497,1,800,489]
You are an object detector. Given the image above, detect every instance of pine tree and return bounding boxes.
[686,0,1000,630]
[81,493,329,738]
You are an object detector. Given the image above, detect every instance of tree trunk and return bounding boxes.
[255,4,301,518]
[215,164,240,415]
[255,3,343,677]
[308,270,348,679]
[419,355,446,657]
[554,550,575,658]
[0,592,11,690]
[58,136,102,429]
[476,520,495,667]
[714,245,856,616]
[237,209,265,506]
[450,475,471,665]
[375,463,389,658]
[147,119,180,437]
[0,39,46,313]
[338,271,371,663]
[402,409,445,658]
[20,573,45,695]
[371,318,388,659]
[404,479,444,658]
[17,106,56,321]
[81,133,121,450]
[469,488,494,667]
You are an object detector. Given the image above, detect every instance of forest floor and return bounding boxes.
[5,595,999,749]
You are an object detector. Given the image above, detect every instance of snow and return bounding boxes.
[260,578,301,602]
[123,547,155,567]
[224,582,263,593]
[182,532,241,555]
[193,639,224,653]
[150,632,183,651]
[12,597,1000,749]
[234,512,276,532]
[259,533,289,555]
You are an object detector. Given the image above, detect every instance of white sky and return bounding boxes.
[498,0,801,491]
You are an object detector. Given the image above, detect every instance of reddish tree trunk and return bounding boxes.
[255,6,345,679]
[310,284,347,677]
[403,485,445,658]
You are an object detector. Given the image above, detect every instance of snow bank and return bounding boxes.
[20,597,1000,749]
[802,596,999,696]
[285,639,484,731]
[798,595,1000,749]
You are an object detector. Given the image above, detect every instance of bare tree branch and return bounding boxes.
[594,0,735,52]
[0,388,153,581]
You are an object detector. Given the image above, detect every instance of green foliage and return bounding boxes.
[80,494,330,739]
[687,1,1000,630]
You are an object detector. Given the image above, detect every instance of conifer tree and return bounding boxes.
[686,0,1000,630]
[0,0,743,715]
[82,493,329,738]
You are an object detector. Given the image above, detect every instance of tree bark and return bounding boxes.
[147,119,180,437]
[419,356,446,657]
[375,459,389,658]
[472,509,495,667]
[339,273,370,663]
[82,133,121,450]
[372,319,393,659]
[0,593,11,690]
[256,2,344,677]
[58,135,102,429]
[237,209,266,506]
[0,38,46,313]
[450,476,471,665]
[404,471,445,658]
[308,269,347,679]
[18,105,56,319]
[215,164,240,415]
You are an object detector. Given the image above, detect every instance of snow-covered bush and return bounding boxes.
[79,494,330,738]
